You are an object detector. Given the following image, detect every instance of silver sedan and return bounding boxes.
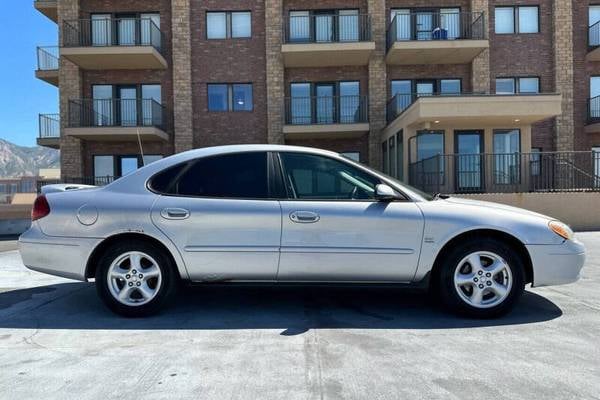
[19,145,586,318]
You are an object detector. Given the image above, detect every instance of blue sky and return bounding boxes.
[0,3,58,147]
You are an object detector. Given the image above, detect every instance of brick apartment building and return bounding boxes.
[33,0,600,193]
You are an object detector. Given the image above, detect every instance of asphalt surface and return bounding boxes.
[0,233,599,399]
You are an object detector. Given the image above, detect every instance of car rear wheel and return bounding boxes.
[437,238,525,318]
[95,241,178,317]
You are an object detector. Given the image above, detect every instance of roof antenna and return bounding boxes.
[136,128,145,166]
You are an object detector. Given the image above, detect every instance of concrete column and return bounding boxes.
[58,0,83,179]
[171,0,194,152]
[471,0,490,93]
[368,0,386,168]
[554,1,575,151]
[265,0,285,144]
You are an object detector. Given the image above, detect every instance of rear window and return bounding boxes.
[150,152,269,199]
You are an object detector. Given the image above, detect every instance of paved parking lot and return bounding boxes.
[0,233,599,400]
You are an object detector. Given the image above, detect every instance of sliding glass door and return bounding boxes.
[92,85,113,126]
[455,130,484,192]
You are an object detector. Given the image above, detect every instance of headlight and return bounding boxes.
[549,220,574,241]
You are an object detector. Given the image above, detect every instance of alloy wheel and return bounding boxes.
[106,251,162,307]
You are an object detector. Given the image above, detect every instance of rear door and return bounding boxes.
[276,152,424,282]
[150,151,282,281]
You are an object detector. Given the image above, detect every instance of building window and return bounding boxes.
[389,136,396,179]
[530,147,542,177]
[496,77,539,94]
[495,6,539,34]
[493,129,521,184]
[207,11,251,39]
[340,152,360,162]
[416,130,445,184]
[593,147,600,188]
[288,81,363,124]
[94,155,162,180]
[208,83,253,112]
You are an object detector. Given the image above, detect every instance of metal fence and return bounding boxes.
[409,151,600,194]
[38,114,60,138]
[283,13,371,43]
[68,98,165,129]
[63,18,164,53]
[36,176,117,193]
[588,95,600,123]
[387,11,485,50]
[284,95,368,125]
[36,46,59,70]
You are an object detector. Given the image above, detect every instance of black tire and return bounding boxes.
[95,240,178,317]
[437,238,525,318]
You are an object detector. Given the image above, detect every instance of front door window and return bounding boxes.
[456,131,484,192]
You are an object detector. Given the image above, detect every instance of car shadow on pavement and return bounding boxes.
[0,283,562,334]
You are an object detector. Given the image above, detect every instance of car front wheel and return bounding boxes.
[95,241,178,317]
[438,238,525,318]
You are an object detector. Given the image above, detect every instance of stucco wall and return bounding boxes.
[455,192,600,231]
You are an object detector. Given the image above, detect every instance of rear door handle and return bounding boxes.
[161,208,190,220]
[290,211,320,224]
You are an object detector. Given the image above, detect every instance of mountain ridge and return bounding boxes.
[0,138,60,178]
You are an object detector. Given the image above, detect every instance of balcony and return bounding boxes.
[35,46,59,86]
[61,18,167,70]
[588,21,600,61]
[34,0,57,23]
[283,95,369,139]
[282,14,375,67]
[409,151,600,195]
[37,114,60,149]
[386,11,488,65]
[385,93,562,132]
[66,99,168,141]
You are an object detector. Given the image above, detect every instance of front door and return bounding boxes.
[276,152,424,282]
[455,130,484,192]
[150,152,281,281]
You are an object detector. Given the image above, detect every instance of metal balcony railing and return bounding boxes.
[589,20,600,48]
[68,99,165,129]
[387,11,486,50]
[284,95,369,125]
[283,14,371,43]
[36,176,117,193]
[63,18,164,53]
[408,151,600,194]
[588,95,600,123]
[36,46,59,70]
[38,114,60,138]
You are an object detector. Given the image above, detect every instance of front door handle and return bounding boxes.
[290,211,320,224]
[161,208,190,220]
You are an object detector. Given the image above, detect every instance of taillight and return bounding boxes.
[32,195,51,221]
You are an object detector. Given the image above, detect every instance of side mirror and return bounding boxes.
[375,184,402,202]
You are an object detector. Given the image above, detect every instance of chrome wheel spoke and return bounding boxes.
[470,286,485,305]
[490,282,508,298]
[110,269,128,280]
[138,283,155,300]
[118,285,135,301]
[142,265,160,279]
[486,259,507,276]
[129,253,142,272]
[467,254,483,273]
[455,273,475,286]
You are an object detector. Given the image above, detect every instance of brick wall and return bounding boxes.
[286,135,369,163]
[190,0,268,148]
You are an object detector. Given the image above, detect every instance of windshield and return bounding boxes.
[341,157,435,201]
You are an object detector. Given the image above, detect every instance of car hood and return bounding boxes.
[442,197,554,221]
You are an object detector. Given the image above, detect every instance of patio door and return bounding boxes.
[141,84,162,126]
[391,9,411,41]
[315,11,335,42]
[455,130,484,192]
[91,14,112,46]
[415,10,434,40]
[289,11,310,42]
[440,8,460,39]
[339,81,359,123]
[290,83,311,124]
[140,13,160,46]
[116,13,137,45]
[339,9,359,41]
[92,85,113,126]
[118,86,137,127]
[315,83,335,124]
